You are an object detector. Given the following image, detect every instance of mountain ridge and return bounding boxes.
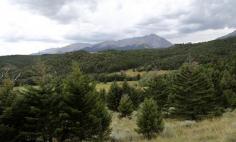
[218,30,236,39]
[35,34,173,54]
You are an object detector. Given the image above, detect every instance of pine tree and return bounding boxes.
[118,95,134,118]
[0,82,57,142]
[136,98,163,139]
[171,64,222,120]
[146,75,169,111]
[220,70,236,108]
[63,63,111,141]
[0,74,16,142]
[122,80,144,109]
[0,74,15,114]
[107,82,123,111]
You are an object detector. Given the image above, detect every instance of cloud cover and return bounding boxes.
[0,0,235,55]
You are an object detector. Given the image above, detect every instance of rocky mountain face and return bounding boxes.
[84,34,173,52]
[35,34,173,54]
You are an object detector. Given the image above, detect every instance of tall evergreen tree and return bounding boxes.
[0,74,16,142]
[146,75,169,111]
[63,63,111,141]
[122,80,144,109]
[171,64,222,120]
[136,98,163,139]
[0,66,56,142]
[220,70,236,108]
[118,95,134,118]
[107,82,123,111]
[0,73,15,114]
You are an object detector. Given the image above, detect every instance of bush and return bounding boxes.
[136,98,164,139]
[118,95,134,118]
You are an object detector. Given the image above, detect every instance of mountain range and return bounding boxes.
[35,34,173,54]
[35,30,236,55]
[34,43,92,55]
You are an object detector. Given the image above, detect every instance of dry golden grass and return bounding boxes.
[121,69,170,77]
[96,81,139,92]
[96,70,170,92]
[110,111,236,142]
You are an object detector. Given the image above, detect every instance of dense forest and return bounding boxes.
[0,37,236,85]
[0,37,236,141]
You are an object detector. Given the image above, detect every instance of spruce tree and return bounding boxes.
[118,95,134,118]
[171,64,222,120]
[122,80,144,109]
[0,74,15,114]
[146,75,169,111]
[220,70,236,108]
[63,63,111,141]
[0,80,57,142]
[107,82,123,111]
[136,98,163,139]
[0,74,16,142]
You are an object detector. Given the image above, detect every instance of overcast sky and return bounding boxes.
[0,0,235,55]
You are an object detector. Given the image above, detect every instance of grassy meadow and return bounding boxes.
[95,70,170,91]
[110,111,236,142]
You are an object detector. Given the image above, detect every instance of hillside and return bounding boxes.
[34,43,92,55]
[218,30,236,39]
[0,37,236,84]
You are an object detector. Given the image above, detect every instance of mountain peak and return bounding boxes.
[146,33,159,37]
[83,34,173,52]
[35,34,173,54]
[218,30,236,39]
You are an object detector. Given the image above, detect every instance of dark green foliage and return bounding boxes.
[107,81,144,111]
[1,37,236,85]
[136,98,164,139]
[171,64,223,120]
[0,74,15,114]
[146,75,169,111]
[0,65,58,142]
[220,70,236,108]
[98,88,107,103]
[0,63,111,142]
[118,95,134,118]
[0,75,16,142]
[63,63,111,141]
[107,82,123,111]
[122,81,145,109]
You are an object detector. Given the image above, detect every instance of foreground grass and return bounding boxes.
[110,111,236,142]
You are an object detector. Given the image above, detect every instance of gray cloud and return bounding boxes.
[2,35,59,43]
[11,0,97,23]
[65,32,124,43]
[5,0,236,46]
[178,0,236,33]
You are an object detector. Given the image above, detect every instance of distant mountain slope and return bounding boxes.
[35,34,172,54]
[218,30,236,39]
[83,34,173,52]
[35,43,92,54]
[1,36,236,85]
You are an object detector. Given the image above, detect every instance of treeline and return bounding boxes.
[1,37,236,85]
